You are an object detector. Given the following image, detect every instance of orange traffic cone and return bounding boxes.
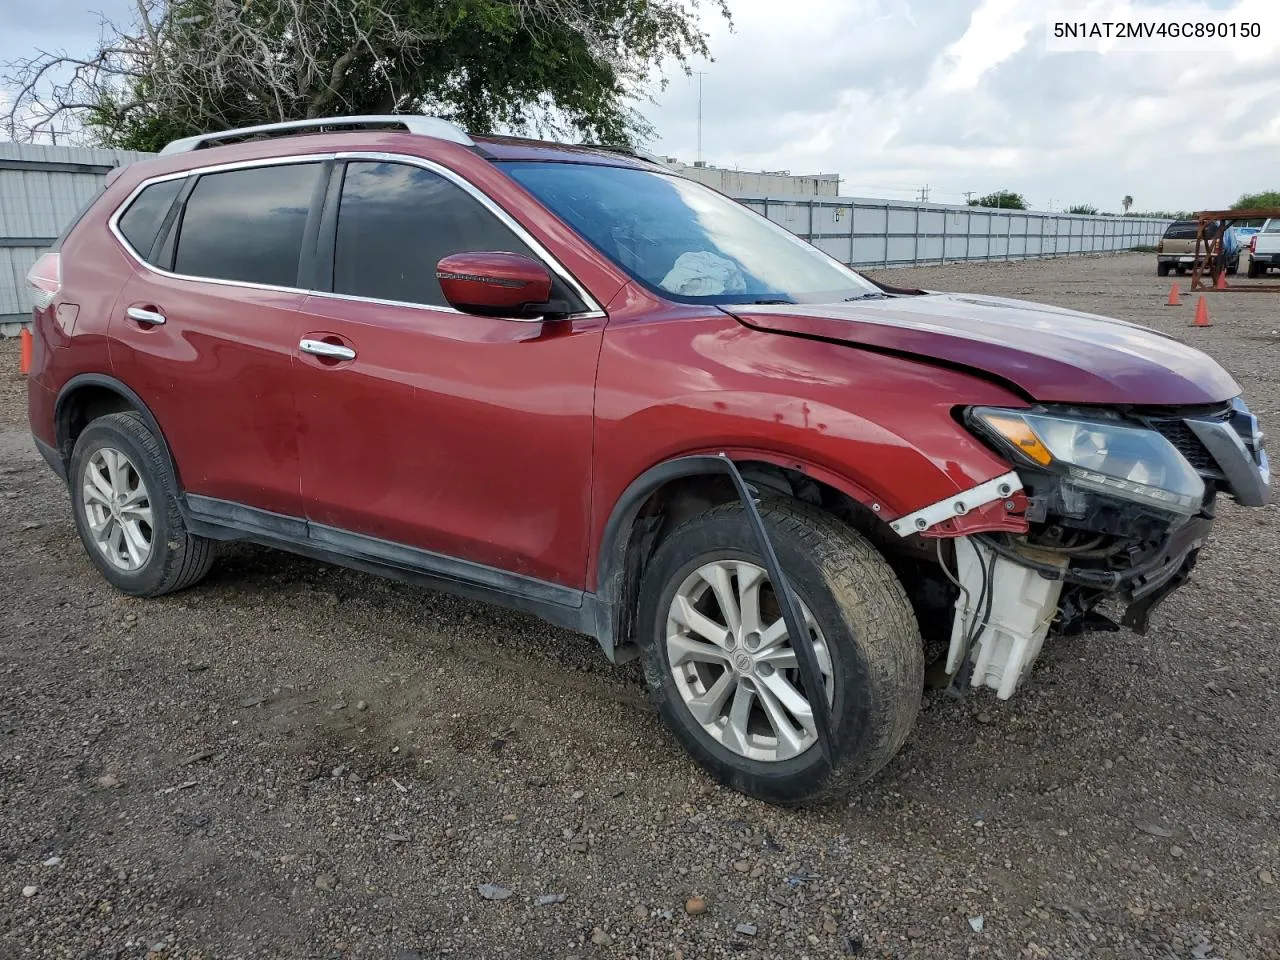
[1214,270,1228,291]
[18,326,33,375]
[1192,296,1212,327]
[1166,282,1181,306]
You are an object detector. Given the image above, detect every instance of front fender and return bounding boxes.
[590,314,1031,572]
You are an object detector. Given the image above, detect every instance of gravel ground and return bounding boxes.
[1,253,1277,960]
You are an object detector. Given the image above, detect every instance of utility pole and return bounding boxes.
[918,184,930,203]
[693,71,707,164]
[963,190,975,204]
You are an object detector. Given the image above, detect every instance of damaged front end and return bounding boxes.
[915,399,1268,699]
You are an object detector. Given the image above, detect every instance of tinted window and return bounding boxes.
[117,179,183,260]
[174,163,320,286]
[1164,221,1202,240]
[1264,220,1280,233]
[333,161,536,307]
[115,179,181,261]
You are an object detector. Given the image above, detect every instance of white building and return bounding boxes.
[665,159,840,197]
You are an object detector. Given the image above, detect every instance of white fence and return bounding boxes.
[738,195,1170,268]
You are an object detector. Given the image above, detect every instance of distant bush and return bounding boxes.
[1233,191,1280,210]
[1065,204,1098,215]
[967,190,1027,210]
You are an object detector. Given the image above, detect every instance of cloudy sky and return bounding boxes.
[3,0,1278,213]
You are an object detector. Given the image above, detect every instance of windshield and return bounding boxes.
[1264,219,1280,233]
[501,161,880,304]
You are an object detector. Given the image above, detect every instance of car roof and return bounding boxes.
[472,135,667,170]
[151,114,668,172]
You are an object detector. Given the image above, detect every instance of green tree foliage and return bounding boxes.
[967,190,1027,210]
[3,0,730,150]
[1232,191,1280,210]
[1065,204,1098,215]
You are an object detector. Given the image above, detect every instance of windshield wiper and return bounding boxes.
[843,292,889,301]
[743,298,796,305]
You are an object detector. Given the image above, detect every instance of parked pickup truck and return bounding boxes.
[1247,219,1280,277]
[1156,219,1236,276]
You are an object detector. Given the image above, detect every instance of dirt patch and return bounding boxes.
[1,255,1278,959]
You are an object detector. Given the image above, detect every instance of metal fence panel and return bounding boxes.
[736,194,1170,270]
[0,143,151,329]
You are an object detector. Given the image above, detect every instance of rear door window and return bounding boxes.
[331,161,540,307]
[117,178,183,262]
[174,163,321,287]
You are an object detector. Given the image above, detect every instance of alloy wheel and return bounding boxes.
[81,446,153,571]
[665,560,833,762]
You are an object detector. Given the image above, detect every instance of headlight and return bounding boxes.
[969,408,1205,516]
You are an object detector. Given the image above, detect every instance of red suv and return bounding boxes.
[26,116,1270,804]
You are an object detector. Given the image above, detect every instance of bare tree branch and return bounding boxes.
[1,0,730,148]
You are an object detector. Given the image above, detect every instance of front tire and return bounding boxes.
[636,499,923,805]
[69,411,215,597]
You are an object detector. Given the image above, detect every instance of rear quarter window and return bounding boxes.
[116,178,184,261]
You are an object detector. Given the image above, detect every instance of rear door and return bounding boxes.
[292,157,605,586]
[110,159,325,518]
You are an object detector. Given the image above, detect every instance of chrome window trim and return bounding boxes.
[107,154,333,297]
[107,150,606,322]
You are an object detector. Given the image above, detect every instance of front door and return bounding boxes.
[293,159,603,587]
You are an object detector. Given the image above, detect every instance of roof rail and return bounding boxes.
[158,115,474,155]
[585,144,674,169]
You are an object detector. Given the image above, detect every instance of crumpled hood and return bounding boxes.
[729,293,1240,407]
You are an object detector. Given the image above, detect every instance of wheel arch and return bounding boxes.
[55,374,182,492]
[591,451,897,663]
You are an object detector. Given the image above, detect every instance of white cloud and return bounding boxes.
[929,0,1039,92]
[643,0,1280,211]
[3,0,1279,211]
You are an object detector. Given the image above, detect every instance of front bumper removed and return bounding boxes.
[929,397,1267,700]
[945,516,1210,700]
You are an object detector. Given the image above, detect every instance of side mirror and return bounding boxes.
[436,251,554,317]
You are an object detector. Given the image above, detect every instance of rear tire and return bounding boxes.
[1157,261,1171,277]
[1248,260,1262,279]
[69,411,215,597]
[636,499,923,806]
